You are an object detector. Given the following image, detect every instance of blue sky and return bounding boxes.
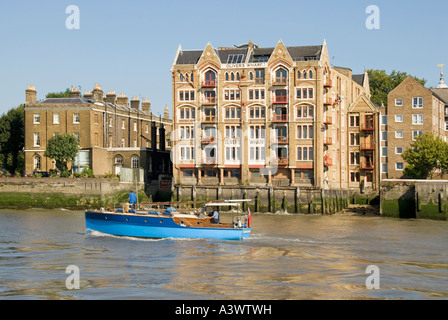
[1,0,447,116]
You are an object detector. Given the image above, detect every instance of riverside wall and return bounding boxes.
[172,184,376,214]
[0,177,144,209]
[0,177,141,195]
[0,177,378,214]
[381,179,448,220]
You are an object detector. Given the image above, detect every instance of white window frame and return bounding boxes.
[33,114,40,124]
[412,114,423,125]
[413,97,423,109]
[412,130,423,141]
[395,147,403,154]
[395,114,403,122]
[396,162,404,171]
[53,113,60,124]
[395,130,404,138]
[73,113,80,124]
[395,98,403,106]
[33,132,40,147]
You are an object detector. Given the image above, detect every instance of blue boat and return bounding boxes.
[85,200,252,240]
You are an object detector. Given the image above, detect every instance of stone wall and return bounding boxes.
[381,179,448,220]
[173,185,352,214]
[0,177,143,196]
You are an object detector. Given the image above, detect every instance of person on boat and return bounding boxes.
[212,210,220,224]
[128,190,137,210]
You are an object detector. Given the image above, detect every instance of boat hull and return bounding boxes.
[85,211,251,240]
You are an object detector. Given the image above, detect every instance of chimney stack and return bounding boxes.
[105,90,117,104]
[84,90,93,100]
[116,93,129,107]
[141,99,151,112]
[93,84,103,103]
[70,86,81,98]
[130,96,140,110]
[25,85,37,104]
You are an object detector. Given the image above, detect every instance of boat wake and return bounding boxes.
[86,229,203,242]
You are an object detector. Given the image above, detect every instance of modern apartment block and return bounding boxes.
[24,85,172,180]
[385,75,448,179]
[171,40,382,191]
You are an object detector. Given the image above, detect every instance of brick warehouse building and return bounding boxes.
[171,40,383,191]
[24,84,172,180]
[384,74,448,179]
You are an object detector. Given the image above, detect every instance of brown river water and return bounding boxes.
[0,209,447,300]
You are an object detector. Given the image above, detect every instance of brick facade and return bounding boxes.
[171,40,381,191]
[24,85,172,180]
[386,76,448,178]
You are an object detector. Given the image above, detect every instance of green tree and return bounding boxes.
[367,69,427,107]
[46,88,71,98]
[44,134,79,176]
[402,134,448,179]
[0,105,25,176]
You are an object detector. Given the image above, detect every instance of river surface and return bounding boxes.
[0,209,447,300]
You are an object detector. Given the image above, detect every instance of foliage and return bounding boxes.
[0,105,25,176]
[367,69,426,107]
[73,168,95,178]
[45,88,71,98]
[44,134,79,174]
[402,134,448,179]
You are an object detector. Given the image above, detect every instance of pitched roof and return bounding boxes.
[174,43,322,65]
[352,74,365,86]
[40,98,91,104]
[430,88,448,104]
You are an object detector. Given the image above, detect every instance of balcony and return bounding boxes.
[323,96,335,105]
[203,116,216,123]
[202,136,215,144]
[324,78,332,87]
[323,116,333,125]
[273,114,288,122]
[277,157,289,165]
[361,142,375,150]
[255,78,265,85]
[324,157,333,166]
[273,96,288,104]
[275,136,289,144]
[202,97,216,105]
[361,123,375,131]
[362,115,375,131]
[323,137,333,145]
[202,79,217,88]
[360,161,375,170]
[273,77,287,86]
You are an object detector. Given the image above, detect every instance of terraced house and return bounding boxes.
[24,85,172,180]
[171,40,383,191]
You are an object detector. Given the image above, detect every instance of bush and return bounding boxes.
[60,170,70,178]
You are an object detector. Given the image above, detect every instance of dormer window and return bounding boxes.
[227,54,244,64]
